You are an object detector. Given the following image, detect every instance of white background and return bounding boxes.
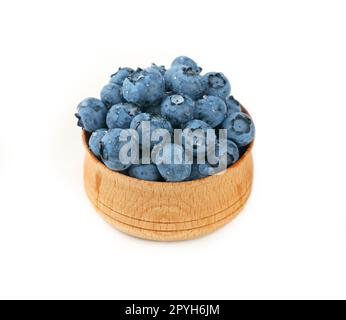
[0,0,345,300]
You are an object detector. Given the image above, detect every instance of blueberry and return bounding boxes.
[130,113,173,147]
[223,139,240,166]
[129,164,162,181]
[197,163,215,177]
[100,128,137,171]
[225,95,241,115]
[170,66,206,100]
[146,92,169,114]
[194,95,227,128]
[221,112,255,146]
[184,119,211,131]
[164,66,180,91]
[154,143,191,182]
[89,128,108,158]
[203,72,231,99]
[122,67,165,107]
[106,103,141,129]
[182,119,215,158]
[160,94,195,128]
[75,97,108,132]
[171,56,202,73]
[185,163,208,181]
[202,139,239,176]
[130,112,151,135]
[110,67,134,85]
[150,63,166,76]
[100,83,123,107]
[149,115,173,141]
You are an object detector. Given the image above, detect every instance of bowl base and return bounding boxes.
[84,177,252,241]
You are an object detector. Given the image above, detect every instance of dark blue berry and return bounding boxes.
[100,83,123,107]
[89,128,108,158]
[106,103,141,129]
[203,72,231,99]
[122,68,165,107]
[110,67,134,85]
[221,112,255,146]
[194,95,227,128]
[154,143,191,182]
[160,94,195,128]
[100,128,137,171]
[75,97,108,132]
[129,164,162,181]
[170,66,206,100]
[171,56,202,74]
[130,113,173,148]
[225,96,241,115]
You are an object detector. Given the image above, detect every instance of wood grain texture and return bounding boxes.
[82,131,254,241]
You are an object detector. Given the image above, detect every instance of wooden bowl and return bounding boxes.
[83,110,254,241]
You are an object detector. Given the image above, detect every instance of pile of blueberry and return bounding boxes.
[75,56,255,182]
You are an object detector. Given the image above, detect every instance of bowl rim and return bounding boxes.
[82,106,254,188]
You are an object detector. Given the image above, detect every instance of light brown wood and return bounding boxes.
[82,110,254,241]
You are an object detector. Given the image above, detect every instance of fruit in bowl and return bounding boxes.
[76,56,255,241]
[75,56,255,182]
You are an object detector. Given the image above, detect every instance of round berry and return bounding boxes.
[185,164,208,181]
[75,97,108,132]
[203,72,231,99]
[122,68,165,107]
[171,56,202,73]
[225,96,241,115]
[129,164,162,181]
[110,67,134,85]
[130,113,173,148]
[182,119,216,158]
[89,128,108,158]
[106,103,141,129]
[160,94,195,128]
[100,128,138,171]
[100,83,123,107]
[170,66,206,100]
[194,95,227,128]
[221,112,255,146]
[154,143,191,182]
